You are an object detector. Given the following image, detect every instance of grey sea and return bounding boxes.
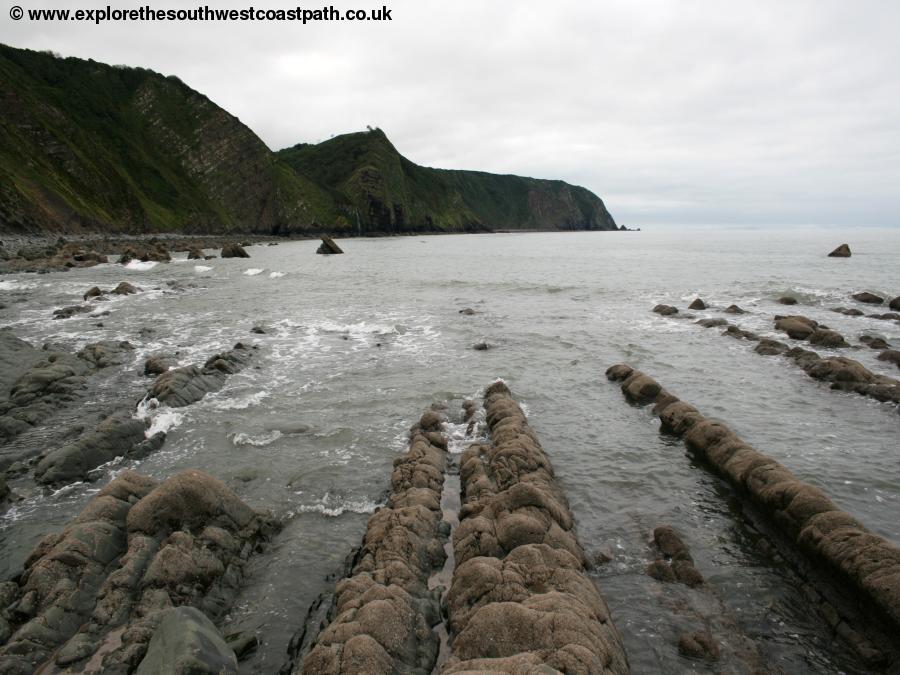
[1,227,898,673]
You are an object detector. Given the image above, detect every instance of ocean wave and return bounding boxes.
[134,397,184,436]
[269,271,286,278]
[209,390,270,411]
[194,265,213,273]
[232,430,282,447]
[243,268,264,276]
[293,492,381,517]
[124,260,158,271]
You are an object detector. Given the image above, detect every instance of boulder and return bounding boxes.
[77,340,135,368]
[755,339,788,356]
[828,243,851,257]
[83,286,103,300]
[221,243,250,258]
[678,632,720,660]
[697,318,728,328]
[144,354,175,376]
[877,350,900,368]
[890,297,900,311]
[148,344,253,407]
[652,304,678,316]
[113,281,140,295]
[315,235,344,255]
[136,607,237,675]
[187,248,204,260]
[724,304,746,314]
[808,329,849,349]
[778,296,798,305]
[53,304,92,320]
[688,298,707,310]
[774,315,818,340]
[472,342,491,351]
[860,336,890,350]
[832,307,864,317]
[853,292,884,304]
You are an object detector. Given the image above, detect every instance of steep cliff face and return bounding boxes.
[0,44,616,235]
[278,129,618,233]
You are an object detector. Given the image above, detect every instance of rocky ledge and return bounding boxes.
[0,469,277,674]
[606,364,900,668]
[293,410,448,674]
[442,382,629,673]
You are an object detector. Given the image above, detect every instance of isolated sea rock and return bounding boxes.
[459,307,476,315]
[135,607,237,675]
[890,296,900,311]
[113,281,140,295]
[221,243,250,258]
[774,315,818,340]
[828,243,851,257]
[315,236,344,255]
[755,339,789,356]
[808,328,849,348]
[187,247,205,260]
[878,350,900,369]
[678,632,720,661]
[646,526,704,588]
[148,343,253,407]
[0,469,275,673]
[697,318,728,328]
[853,292,884,305]
[688,298,707,310]
[144,354,175,376]
[120,243,171,264]
[860,335,890,350]
[472,341,491,351]
[832,307,864,317]
[724,304,746,314]
[52,304,92,319]
[778,296,798,305]
[653,304,678,316]
[83,285,103,300]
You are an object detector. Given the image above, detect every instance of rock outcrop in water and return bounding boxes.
[442,382,629,673]
[828,244,851,257]
[681,314,900,413]
[295,410,448,674]
[645,526,704,588]
[606,364,900,668]
[852,291,884,305]
[316,236,344,255]
[148,343,254,407]
[221,243,250,258]
[0,469,276,674]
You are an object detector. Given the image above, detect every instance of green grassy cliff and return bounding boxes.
[0,44,616,235]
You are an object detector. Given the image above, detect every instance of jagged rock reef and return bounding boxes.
[0,469,276,674]
[297,410,448,674]
[443,382,629,673]
[607,364,900,668]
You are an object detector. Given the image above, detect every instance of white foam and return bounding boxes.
[243,268,264,276]
[134,397,184,436]
[210,390,270,411]
[269,271,286,278]
[232,430,282,447]
[194,265,213,273]
[124,260,157,271]
[294,492,380,517]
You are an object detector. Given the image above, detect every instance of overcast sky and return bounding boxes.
[2,0,899,226]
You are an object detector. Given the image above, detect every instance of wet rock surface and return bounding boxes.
[688,298,707,310]
[607,364,900,668]
[316,236,344,255]
[148,343,254,407]
[828,243,851,257]
[852,292,884,305]
[443,382,629,673]
[135,606,237,674]
[221,243,250,258]
[645,526,704,588]
[294,410,448,674]
[653,304,678,316]
[0,469,275,674]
